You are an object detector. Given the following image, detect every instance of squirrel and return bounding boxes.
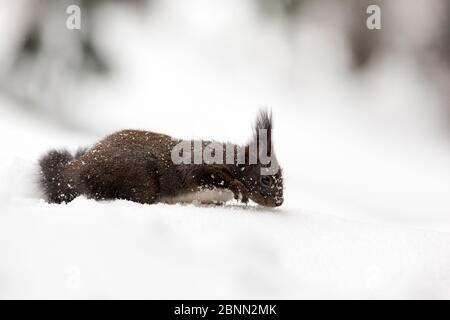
[38,110,284,207]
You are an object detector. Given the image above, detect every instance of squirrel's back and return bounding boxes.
[39,130,178,204]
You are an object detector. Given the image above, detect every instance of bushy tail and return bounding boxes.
[39,149,84,203]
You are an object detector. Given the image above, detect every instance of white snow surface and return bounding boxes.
[1,0,450,299]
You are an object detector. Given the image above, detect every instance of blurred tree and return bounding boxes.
[256,0,305,19]
[347,0,383,69]
[0,0,148,130]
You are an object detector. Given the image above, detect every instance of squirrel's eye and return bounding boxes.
[260,176,272,187]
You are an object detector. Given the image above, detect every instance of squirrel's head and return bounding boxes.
[239,110,284,207]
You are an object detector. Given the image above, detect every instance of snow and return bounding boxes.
[2,197,450,299]
[1,0,450,299]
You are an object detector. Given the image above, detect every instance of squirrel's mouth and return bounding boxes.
[266,198,283,207]
[274,198,284,206]
[251,193,283,207]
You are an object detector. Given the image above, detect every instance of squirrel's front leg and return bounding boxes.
[198,165,249,204]
[228,179,249,204]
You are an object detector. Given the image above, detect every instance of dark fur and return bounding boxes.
[39,110,284,207]
[39,150,78,203]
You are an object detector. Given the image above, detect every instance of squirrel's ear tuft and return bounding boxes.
[254,109,273,155]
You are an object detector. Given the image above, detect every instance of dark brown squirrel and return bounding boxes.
[39,110,284,207]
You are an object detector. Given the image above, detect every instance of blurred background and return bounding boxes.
[1,0,449,225]
[1,0,450,299]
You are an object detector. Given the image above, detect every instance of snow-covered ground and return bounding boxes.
[1,0,450,299]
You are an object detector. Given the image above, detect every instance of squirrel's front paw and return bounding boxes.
[229,180,249,204]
